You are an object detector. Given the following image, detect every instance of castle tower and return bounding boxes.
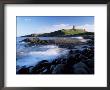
[84,29,86,32]
[73,25,76,31]
[73,25,75,30]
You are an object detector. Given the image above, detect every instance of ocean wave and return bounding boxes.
[16,45,69,67]
[71,36,83,39]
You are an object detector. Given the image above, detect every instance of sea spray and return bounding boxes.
[17,44,69,67]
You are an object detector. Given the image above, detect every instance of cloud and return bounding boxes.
[52,24,72,30]
[52,24,94,32]
[24,18,32,21]
[76,24,94,32]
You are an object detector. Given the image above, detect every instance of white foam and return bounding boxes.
[16,45,69,67]
[71,36,83,39]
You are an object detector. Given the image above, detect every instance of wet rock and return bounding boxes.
[51,59,61,65]
[85,59,94,74]
[50,65,56,72]
[52,64,71,74]
[86,59,94,68]
[81,47,94,59]
[16,65,21,72]
[36,60,50,68]
[67,56,76,65]
[28,66,34,73]
[31,66,45,74]
[74,50,81,53]
[51,60,57,65]
[42,69,48,73]
[87,40,94,45]
[21,37,49,46]
[52,64,65,74]
[74,68,88,74]
[67,50,87,65]
[73,62,90,74]
[37,60,48,65]
[68,53,83,64]
[69,50,74,54]
[17,66,29,74]
[40,68,50,74]
[31,60,50,74]
[60,58,67,64]
[74,53,82,61]
[21,37,39,43]
[82,45,88,48]
[67,45,75,49]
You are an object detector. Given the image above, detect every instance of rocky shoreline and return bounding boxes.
[17,35,94,74]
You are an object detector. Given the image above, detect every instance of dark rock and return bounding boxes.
[31,60,50,74]
[52,64,71,74]
[81,47,94,59]
[74,53,81,61]
[74,68,88,74]
[68,53,83,64]
[73,62,90,74]
[38,60,48,64]
[67,45,75,49]
[31,66,45,74]
[42,69,48,73]
[16,65,20,71]
[74,50,81,53]
[28,66,34,73]
[17,66,29,74]
[67,56,76,65]
[51,60,57,65]
[60,58,67,64]
[52,64,65,74]
[21,37,49,46]
[21,37,39,42]
[51,59,61,65]
[50,65,56,72]
[86,59,94,68]
[40,68,50,74]
[87,40,94,45]
[69,50,74,54]
[85,59,94,74]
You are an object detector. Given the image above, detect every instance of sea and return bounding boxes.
[16,36,86,67]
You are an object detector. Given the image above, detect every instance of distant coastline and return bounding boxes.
[21,27,94,37]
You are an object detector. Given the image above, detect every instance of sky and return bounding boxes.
[17,16,94,37]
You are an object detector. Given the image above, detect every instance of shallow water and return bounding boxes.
[17,37,69,67]
[16,36,86,67]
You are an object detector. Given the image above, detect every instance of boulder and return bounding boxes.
[73,61,90,74]
[21,37,49,46]
[73,68,88,74]
[74,50,81,53]
[86,59,94,68]
[67,56,76,65]
[40,68,51,74]
[69,50,74,54]
[31,60,50,74]
[81,47,94,59]
[82,59,94,74]
[52,64,71,74]
[60,58,67,64]
[50,65,56,72]
[51,59,61,65]
[87,40,94,45]
[52,64,65,74]
[17,66,29,74]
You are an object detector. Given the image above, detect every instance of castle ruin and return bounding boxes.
[73,25,75,30]
[72,25,76,31]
